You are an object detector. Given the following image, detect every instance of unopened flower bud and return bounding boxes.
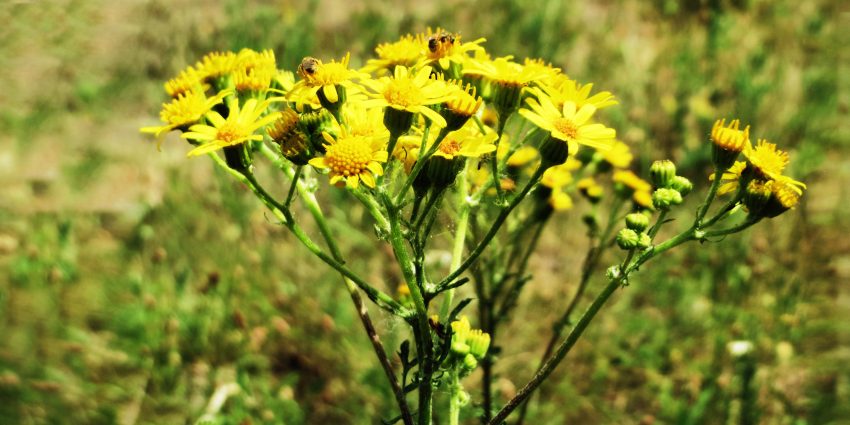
[451,341,471,356]
[462,353,478,370]
[625,213,650,232]
[652,188,683,210]
[670,175,693,197]
[538,136,569,168]
[649,160,677,188]
[616,228,640,250]
[637,233,652,249]
[467,330,490,360]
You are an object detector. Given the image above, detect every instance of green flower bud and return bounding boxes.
[383,106,415,136]
[649,160,677,188]
[637,233,652,249]
[616,228,640,250]
[462,353,478,370]
[670,175,693,197]
[652,188,683,210]
[451,341,471,356]
[467,330,491,360]
[624,212,650,232]
[538,136,569,169]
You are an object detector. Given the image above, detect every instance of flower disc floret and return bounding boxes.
[308,132,388,189]
[141,90,230,139]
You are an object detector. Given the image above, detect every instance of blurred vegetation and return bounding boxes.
[1,0,848,424]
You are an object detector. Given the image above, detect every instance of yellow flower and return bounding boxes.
[743,139,806,194]
[769,180,803,210]
[522,58,562,86]
[433,79,484,130]
[141,89,231,139]
[362,34,425,74]
[295,53,367,104]
[195,51,239,81]
[308,130,388,189]
[534,75,618,111]
[343,104,390,142]
[433,124,498,160]
[462,56,549,88]
[711,118,749,154]
[541,163,575,211]
[164,65,208,98]
[421,28,486,71]
[232,49,277,92]
[598,140,633,168]
[541,163,573,189]
[712,161,746,195]
[505,145,539,168]
[397,123,497,162]
[360,65,455,128]
[613,170,653,208]
[519,94,616,153]
[181,98,278,156]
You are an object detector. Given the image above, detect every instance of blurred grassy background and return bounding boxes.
[1,0,848,424]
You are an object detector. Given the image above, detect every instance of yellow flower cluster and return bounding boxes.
[141,29,628,194]
[709,118,806,215]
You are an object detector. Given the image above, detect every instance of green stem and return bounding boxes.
[387,207,434,425]
[284,165,303,208]
[210,154,404,315]
[449,369,462,425]
[301,189,413,425]
[435,166,546,293]
[490,118,509,203]
[704,217,761,238]
[440,163,471,318]
[696,168,724,226]
[394,127,450,206]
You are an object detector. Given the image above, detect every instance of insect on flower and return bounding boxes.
[298,57,321,77]
[427,31,456,54]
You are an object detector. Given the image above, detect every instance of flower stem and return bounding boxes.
[440,162,471,318]
[448,369,462,425]
[435,166,546,294]
[387,206,434,425]
[696,168,724,226]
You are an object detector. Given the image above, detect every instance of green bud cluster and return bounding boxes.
[648,159,692,210]
[446,316,491,374]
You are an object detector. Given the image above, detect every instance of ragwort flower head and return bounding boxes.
[308,130,388,189]
[519,93,616,156]
[196,51,239,82]
[181,98,278,156]
[360,65,455,128]
[164,65,208,98]
[534,74,618,111]
[232,49,277,92]
[295,53,367,104]
[710,118,749,169]
[363,34,425,74]
[140,89,230,139]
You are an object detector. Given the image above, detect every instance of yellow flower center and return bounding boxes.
[553,117,579,139]
[216,122,247,144]
[325,138,372,177]
[439,139,461,156]
[711,119,748,152]
[385,79,423,107]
